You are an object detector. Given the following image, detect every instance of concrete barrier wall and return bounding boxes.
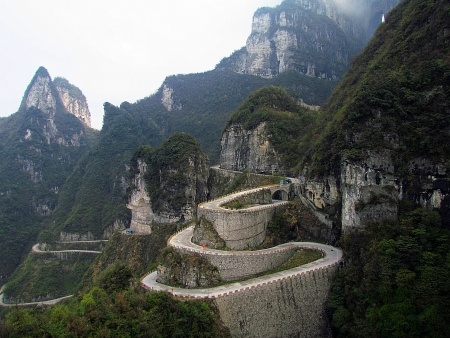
[198,203,287,250]
[213,265,337,338]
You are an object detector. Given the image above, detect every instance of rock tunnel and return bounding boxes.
[272,189,289,201]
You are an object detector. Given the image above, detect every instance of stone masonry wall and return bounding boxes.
[197,203,288,250]
[171,242,298,281]
[213,265,337,338]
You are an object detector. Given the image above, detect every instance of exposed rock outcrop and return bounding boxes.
[19,67,86,146]
[22,67,57,117]
[156,248,221,288]
[54,77,91,127]
[128,133,210,233]
[298,151,449,234]
[192,217,226,250]
[161,84,182,112]
[127,160,154,233]
[217,0,399,80]
[220,122,284,174]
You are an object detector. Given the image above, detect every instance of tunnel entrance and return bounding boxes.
[272,189,288,201]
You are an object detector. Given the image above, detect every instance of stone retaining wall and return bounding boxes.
[213,265,337,338]
[197,203,288,250]
[171,243,300,281]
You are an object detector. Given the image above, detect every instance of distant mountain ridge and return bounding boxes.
[0,67,98,281]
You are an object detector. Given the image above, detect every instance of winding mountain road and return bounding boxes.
[198,185,286,211]
[0,241,107,307]
[141,227,342,299]
[0,286,73,307]
[32,243,102,254]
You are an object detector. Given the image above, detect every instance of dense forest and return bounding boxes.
[308,0,450,176]
[328,207,450,337]
[2,265,229,338]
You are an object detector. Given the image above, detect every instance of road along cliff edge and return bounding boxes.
[141,226,342,298]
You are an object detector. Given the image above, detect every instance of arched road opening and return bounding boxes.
[272,189,288,201]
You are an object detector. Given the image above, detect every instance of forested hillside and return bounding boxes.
[308,0,450,177]
[49,69,334,240]
[317,0,450,335]
[0,68,98,281]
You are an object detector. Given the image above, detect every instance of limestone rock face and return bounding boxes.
[156,249,221,288]
[217,0,399,80]
[23,67,57,117]
[192,217,226,250]
[297,150,449,233]
[161,84,182,112]
[340,150,399,231]
[20,67,86,146]
[220,122,284,174]
[152,151,209,225]
[54,77,91,127]
[128,134,210,233]
[127,160,154,234]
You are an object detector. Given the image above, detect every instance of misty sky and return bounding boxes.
[0,0,282,129]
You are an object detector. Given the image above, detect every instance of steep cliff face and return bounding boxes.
[22,67,57,117]
[54,77,91,127]
[300,142,449,234]
[127,160,154,233]
[128,133,209,233]
[19,67,87,146]
[217,0,399,80]
[220,122,284,174]
[219,86,317,175]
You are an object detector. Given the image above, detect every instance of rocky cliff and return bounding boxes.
[217,0,399,80]
[127,133,209,233]
[54,77,91,127]
[219,86,315,175]
[220,122,284,174]
[19,67,88,145]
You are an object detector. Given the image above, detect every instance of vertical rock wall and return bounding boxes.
[217,0,399,80]
[54,78,92,127]
[220,122,284,174]
[128,160,154,233]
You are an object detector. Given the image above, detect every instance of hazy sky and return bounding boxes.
[0,0,282,129]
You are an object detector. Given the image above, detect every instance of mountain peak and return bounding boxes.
[20,66,58,117]
[54,77,92,127]
[35,66,51,78]
[19,67,92,127]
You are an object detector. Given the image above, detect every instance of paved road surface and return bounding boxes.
[141,226,342,299]
[0,286,73,307]
[32,243,102,254]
